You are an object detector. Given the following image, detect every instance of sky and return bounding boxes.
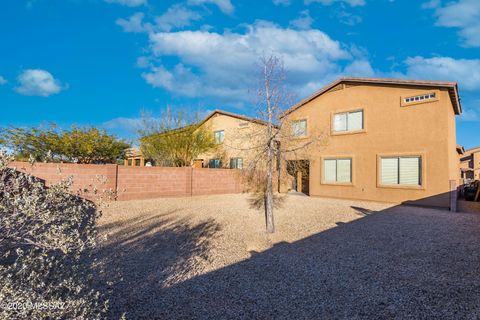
[1,0,479,148]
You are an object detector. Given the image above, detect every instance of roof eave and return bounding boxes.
[280,77,463,117]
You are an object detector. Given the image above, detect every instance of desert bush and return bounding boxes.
[0,154,108,319]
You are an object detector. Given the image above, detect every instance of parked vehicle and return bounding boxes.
[463,181,479,202]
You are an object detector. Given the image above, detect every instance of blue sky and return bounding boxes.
[1,0,479,148]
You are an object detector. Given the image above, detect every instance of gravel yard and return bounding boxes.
[96,193,480,319]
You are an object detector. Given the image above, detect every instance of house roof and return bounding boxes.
[281,77,462,117]
[464,146,480,154]
[199,109,270,127]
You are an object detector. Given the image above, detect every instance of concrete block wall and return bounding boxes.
[9,162,116,200]
[8,162,243,201]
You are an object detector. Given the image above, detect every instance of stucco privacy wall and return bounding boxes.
[283,83,458,208]
[8,162,243,201]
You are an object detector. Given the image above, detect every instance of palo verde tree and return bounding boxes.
[233,55,327,233]
[1,125,130,164]
[139,108,218,167]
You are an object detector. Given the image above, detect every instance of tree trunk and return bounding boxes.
[265,143,275,233]
[264,64,275,234]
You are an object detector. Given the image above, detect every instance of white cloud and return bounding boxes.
[428,0,480,47]
[116,5,202,34]
[0,76,7,85]
[187,0,234,14]
[343,60,374,76]
[305,0,366,6]
[116,12,146,33]
[15,69,64,97]
[156,4,202,31]
[421,0,440,9]
[337,10,362,26]
[273,0,292,6]
[135,56,152,68]
[102,117,144,131]
[289,10,314,30]
[459,108,479,121]
[404,56,480,91]
[104,0,147,7]
[143,22,364,101]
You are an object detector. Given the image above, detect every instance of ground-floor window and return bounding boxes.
[380,156,421,186]
[209,159,222,168]
[323,158,352,183]
[230,158,243,169]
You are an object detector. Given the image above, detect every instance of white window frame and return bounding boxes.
[403,93,436,104]
[332,109,364,133]
[230,157,243,169]
[322,158,353,184]
[292,119,307,137]
[379,156,422,187]
[214,130,225,144]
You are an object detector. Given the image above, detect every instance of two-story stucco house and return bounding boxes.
[459,147,480,183]
[281,77,462,208]
[194,110,270,169]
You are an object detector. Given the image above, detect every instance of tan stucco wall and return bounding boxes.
[196,113,267,168]
[283,83,458,208]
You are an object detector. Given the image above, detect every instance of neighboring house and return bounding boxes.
[459,146,480,183]
[124,148,147,166]
[195,110,270,169]
[281,77,462,208]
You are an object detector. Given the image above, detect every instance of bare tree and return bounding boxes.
[230,55,328,233]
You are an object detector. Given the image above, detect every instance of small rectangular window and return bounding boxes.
[403,93,436,104]
[333,110,364,133]
[214,130,224,144]
[380,156,421,186]
[323,158,352,183]
[292,119,307,137]
[229,158,243,169]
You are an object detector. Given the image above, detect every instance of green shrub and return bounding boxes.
[0,154,108,319]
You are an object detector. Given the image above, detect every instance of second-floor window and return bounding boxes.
[333,110,363,133]
[214,130,225,144]
[292,119,307,137]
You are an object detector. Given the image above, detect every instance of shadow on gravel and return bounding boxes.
[147,205,480,319]
[95,211,221,319]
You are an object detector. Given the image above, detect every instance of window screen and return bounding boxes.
[333,110,364,132]
[381,156,421,186]
[292,120,307,137]
[214,130,224,143]
[323,158,352,183]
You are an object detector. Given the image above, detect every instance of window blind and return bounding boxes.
[399,157,420,185]
[337,159,351,183]
[381,158,399,185]
[324,159,337,182]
